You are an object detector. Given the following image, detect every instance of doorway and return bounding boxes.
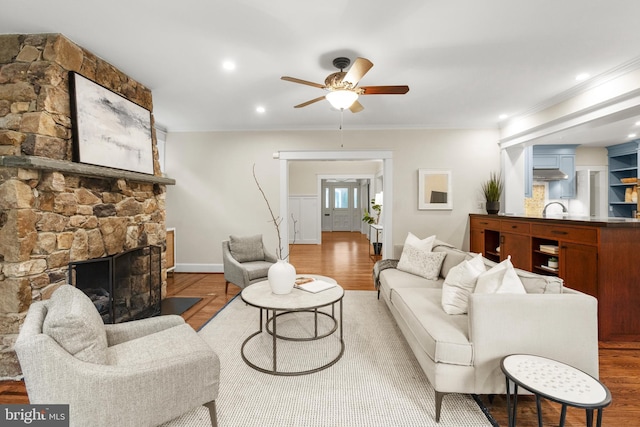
[574,166,607,217]
[277,150,393,259]
[322,180,361,232]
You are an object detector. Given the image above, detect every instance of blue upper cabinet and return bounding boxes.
[531,145,578,199]
[548,154,576,199]
[607,141,639,217]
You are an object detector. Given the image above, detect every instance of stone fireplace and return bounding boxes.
[69,245,162,324]
[0,34,175,378]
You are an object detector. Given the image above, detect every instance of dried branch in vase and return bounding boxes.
[252,164,287,260]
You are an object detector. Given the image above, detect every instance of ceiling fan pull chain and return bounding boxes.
[340,110,344,147]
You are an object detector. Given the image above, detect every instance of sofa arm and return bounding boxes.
[104,314,186,346]
[468,292,599,392]
[222,246,251,286]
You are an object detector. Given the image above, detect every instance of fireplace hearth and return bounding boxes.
[69,246,162,323]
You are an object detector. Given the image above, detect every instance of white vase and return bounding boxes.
[268,260,296,294]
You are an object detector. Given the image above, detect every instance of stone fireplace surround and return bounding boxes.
[0,33,175,378]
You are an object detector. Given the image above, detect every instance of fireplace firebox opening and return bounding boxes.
[69,245,162,323]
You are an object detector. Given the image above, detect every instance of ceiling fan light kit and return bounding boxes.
[326,89,359,110]
[281,57,409,113]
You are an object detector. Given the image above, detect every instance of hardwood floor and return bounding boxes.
[2,231,638,426]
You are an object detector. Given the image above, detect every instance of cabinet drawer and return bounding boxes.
[470,217,501,230]
[500,220,531,235]
[531,224,598,244]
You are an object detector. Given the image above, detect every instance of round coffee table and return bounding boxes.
[240,275,344,376]
[501,354,611,427]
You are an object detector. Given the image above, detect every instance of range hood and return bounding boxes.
[532,168,569,181]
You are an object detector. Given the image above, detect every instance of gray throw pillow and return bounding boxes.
[229,234,265,262]
[43,285,108,364]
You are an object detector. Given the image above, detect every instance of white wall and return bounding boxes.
[165,129,500,272]
[289,160,381,195]
[575,145,608,166]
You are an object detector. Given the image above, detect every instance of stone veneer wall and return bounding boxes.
[0,34,169,378]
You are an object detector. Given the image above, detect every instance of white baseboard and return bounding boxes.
[175,263,223,273]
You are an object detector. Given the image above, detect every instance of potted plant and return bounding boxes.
[362,198,382,225]
[548,257,558,269]
[481,172,504,214]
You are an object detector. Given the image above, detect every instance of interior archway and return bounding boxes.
[278,150,393,259]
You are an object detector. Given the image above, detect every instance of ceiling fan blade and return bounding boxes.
[342,57,373,86]
[360,85,410,95]
[294,96,326,108]
[281,76,325,89]
[349,100,364,113]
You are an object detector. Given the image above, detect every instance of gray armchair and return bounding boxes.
[222,234,277,294]
[15,285,220,427]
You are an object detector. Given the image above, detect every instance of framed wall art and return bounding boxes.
[418,169,453,210]
[70,72,154,175]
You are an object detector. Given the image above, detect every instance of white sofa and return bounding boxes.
[375,240,599,422]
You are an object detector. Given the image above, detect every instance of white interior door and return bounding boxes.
[322,182,359,231]
[331,185,352,231]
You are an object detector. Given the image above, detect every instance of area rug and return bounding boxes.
[163,290,496,427]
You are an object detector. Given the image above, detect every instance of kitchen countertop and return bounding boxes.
[471,213,640,227]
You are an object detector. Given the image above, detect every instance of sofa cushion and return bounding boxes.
[433,245,472,278]
[106,323,212,366]
[43,285,108,364]
[380,268,443,298]
[243,260,274,281]
[229,234,265,262]
[441,254,486,314]
[398,246,446,280]
[517,269,564,294]
[475,257,526,294]
[479,257,563,294]
[392,287,473,366]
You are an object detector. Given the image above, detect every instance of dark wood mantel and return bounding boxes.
[470,214,640,342]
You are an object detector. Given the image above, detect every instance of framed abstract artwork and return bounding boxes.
[70,72,154,174]
[418,169,453,210]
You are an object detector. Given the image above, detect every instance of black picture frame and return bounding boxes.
[69,72,154,174]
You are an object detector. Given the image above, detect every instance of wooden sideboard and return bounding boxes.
[470,214,640,342]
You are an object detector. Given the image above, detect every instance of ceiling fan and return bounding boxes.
[281,57,409,113]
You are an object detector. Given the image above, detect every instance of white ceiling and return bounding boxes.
[3,0,640,146]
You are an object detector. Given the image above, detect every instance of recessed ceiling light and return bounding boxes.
[635,121,640,126]
[256,106,266,114]
[222,60,236,71]
[628,133,637,139]
[575,73,590,82]
[498,114,508,120]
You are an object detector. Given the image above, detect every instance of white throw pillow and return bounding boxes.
[441,254,486,314]
[397,244,446,280]
[474,256,526,294]
[397,233,435,270]
[403,232,435,253]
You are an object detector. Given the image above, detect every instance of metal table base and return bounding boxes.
[241,299,344,376]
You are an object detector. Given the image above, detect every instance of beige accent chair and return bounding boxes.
[222,234,277,294]
[15,285,220,427]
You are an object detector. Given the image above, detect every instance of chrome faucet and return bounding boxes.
[542,202,568,217]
